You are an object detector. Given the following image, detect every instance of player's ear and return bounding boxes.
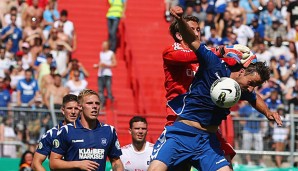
[128,128,132,135]
[239,68,245,76]
[175,32,183,41]
[60,107,65,116]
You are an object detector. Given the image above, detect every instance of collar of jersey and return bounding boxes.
[75,117,102,129]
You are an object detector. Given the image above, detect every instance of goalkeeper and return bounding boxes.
[149,6,282,171]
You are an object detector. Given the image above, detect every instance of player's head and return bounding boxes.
[61,94,80,123]
[234,62,270,93]
[129,116,148,143]
[78,89,101,120]
[170,15,200,43]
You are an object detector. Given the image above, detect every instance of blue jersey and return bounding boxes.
[36,121,64,156]
[168,44,256,126]
[52,119,122,171]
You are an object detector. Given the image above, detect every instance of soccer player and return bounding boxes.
[148,6,282,171]
[163,15,248,164]
[31,94,80,171]
[120,116,154,171]
[50,89,124,171]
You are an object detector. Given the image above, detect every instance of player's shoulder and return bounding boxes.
[102,123,117,133]
[40,126,59,140]
[148,142,154,147]
[121,144,132,150]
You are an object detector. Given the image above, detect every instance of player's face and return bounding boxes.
[62,101,80,123]
[81,95,100,120]
[187,21,200,38]
[130,121,147,143]
[236,72,262,93]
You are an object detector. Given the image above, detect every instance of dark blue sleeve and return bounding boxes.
[194,44,222,69]
[51,126,69,155]
[1,27,8,36]
[36,130,53,156]
[108,127,122,159]
[240,91,257,103]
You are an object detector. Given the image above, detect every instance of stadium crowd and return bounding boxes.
[0,0,297,169]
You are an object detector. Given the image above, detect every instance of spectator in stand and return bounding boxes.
[54,9,77,51]
[19,150,34,171]
[44,74,69,109]
[264,18,287,44]
[239,0,260,25]
[239,101,266,167]
[1,14,22,54]
[23,17,45,45]
[21,42,34,70]
[277,55,292,84]
[4,40,15,60]
[3,6,22,28]
[50,40,71,79]
[271,104,290,168]
[42,0,59,39]
[208,26,221,46]
[219,26,239,45]
[0,77,10,112]
[36,53,54,87]
[217,11,233,38]
[16,68,40,107]
[40,66,55,98]
[65,69,88,96]
[259,1,282,27]
[198,0,215,22]
[269,36,291,61]
[192,2,206,23]
[287,20,298,46]
[93,41,117,108]
[287,0,298,31]
[9,63,25,106]
[23,0,43,27]
[106,0,127,52]
[120,116,154,171]
[0,46,12,78]
[33,44,54,71]
[65,58,89,81]
[226,0,246,24]
[255,41,273,66]
[286,73,298,113]
[164,0,179,22]
[288,41,298,60]
[232,16,254,46]
[47,28,65,50]
[0,116,17,158]
[250,16,265,39]
[201,12,216,42]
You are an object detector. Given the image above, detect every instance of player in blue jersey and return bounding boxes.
[31,94,80,171]
[148,6,283,171]
[50,89,124,171]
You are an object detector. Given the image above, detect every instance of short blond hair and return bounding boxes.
[78,89,100,104]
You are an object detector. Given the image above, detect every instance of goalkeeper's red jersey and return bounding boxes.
[163,42,198,101]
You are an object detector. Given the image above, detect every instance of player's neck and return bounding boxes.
[132,141,146,152]
[80,118,97,130]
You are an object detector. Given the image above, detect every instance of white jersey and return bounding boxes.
[120,141,154,171]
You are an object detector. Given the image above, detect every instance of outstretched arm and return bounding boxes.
[170,6,201,52]
[249,93,282,126]
[110,157,124,171]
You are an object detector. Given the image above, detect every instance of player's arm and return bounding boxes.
[31,152,47,171]
[170,6,201,52]
[249,93,282,126]
[110,157,124,171]
[49,151,99,171]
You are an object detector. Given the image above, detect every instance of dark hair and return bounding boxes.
[10,6,17,11]
[60,9,68,16]
[25,68,33,74]
[244,62,270,84]
[62,94,78,107]
[19,150,33,166]
[129,116,147,129]
[170,15,200,42]
[54,73,61,78]
[46,53,53,58]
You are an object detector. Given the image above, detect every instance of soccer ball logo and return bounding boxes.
[210,77,241,108]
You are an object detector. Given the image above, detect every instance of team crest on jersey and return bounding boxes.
[38,142,43,149]
[115,139,120,150]
[53,139,60,148]
[101,138,107,146]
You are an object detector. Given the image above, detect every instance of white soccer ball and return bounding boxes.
[210,77,241,108]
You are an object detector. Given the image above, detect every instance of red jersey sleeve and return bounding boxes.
[163,43,198,65]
